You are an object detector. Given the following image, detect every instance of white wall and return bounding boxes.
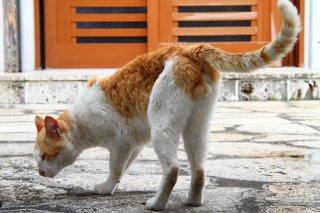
[20,0,35,72]
[310,0,320,69]
[0,0,34,73]
[0,0,5,73]
[304,0,310,68]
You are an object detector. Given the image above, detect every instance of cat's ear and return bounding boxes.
[35,115,45,133]
[44,116,60,138]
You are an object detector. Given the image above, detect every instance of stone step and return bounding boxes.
[0,69,319,104]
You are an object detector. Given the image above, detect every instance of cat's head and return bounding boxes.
[33,114,78,178]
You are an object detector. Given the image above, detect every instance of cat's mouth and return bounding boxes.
[39,170,45,176]
[39,170,55,178]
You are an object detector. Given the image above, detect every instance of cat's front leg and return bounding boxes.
[94,143,133,195]
[94,179,118,195]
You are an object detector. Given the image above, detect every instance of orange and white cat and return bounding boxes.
[34,0,300,210]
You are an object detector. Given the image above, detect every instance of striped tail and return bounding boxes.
[187,0,301,73]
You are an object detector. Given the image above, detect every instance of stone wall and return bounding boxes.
[0,71,319,104]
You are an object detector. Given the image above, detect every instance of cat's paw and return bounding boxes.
[94,182,115,195]
[185,197,203,206]
[146,197,165,211]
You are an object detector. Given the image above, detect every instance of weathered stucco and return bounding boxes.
[0,72,319,103]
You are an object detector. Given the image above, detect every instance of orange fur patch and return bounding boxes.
[99,46,182,118]
[87,76,98,88]
[173,46,221,99]
[206,67,221,83]
[190,168,205,199]
[36,131,66,160]
[287,20,294,28]
[172,56,203,98]
[35,116,44,133]
[98,44,221,119]
[261,47,271,62]
[58,111,73,132]
[35,111,73,160]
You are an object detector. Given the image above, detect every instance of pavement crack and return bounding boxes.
[278,113,320,132]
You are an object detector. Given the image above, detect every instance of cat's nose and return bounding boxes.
[39,170,45,176]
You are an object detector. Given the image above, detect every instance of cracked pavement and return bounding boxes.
[0,102,320,212]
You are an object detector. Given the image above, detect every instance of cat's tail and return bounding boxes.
[186,0,300,73]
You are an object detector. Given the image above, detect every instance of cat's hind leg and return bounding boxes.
[183,81,220,206]
[124,148,142,171]
[146,60,194,210]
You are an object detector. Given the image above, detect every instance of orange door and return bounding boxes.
[157,0,272,52]
[42,0,303,68]
[44,0,148,68]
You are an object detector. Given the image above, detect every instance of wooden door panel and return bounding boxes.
[69,0,146,7]
[42,0,303,68]
[46,44,147,68]
[158,0,272,54]
[171,0,259,6]
[45,0,148,68]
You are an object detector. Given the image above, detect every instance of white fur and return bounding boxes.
[74,59,220,210]
[70,85,150,150]
[145,61,221,210]
[68,83,151,195]
[146,60,194,210]
[34,59,221,210]
[183,78,220,206]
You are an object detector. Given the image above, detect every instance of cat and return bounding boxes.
[33,0,300,210]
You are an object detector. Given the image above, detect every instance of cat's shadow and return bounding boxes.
[66,187,200,212]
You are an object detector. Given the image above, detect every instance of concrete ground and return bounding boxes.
[0,101,320,212]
